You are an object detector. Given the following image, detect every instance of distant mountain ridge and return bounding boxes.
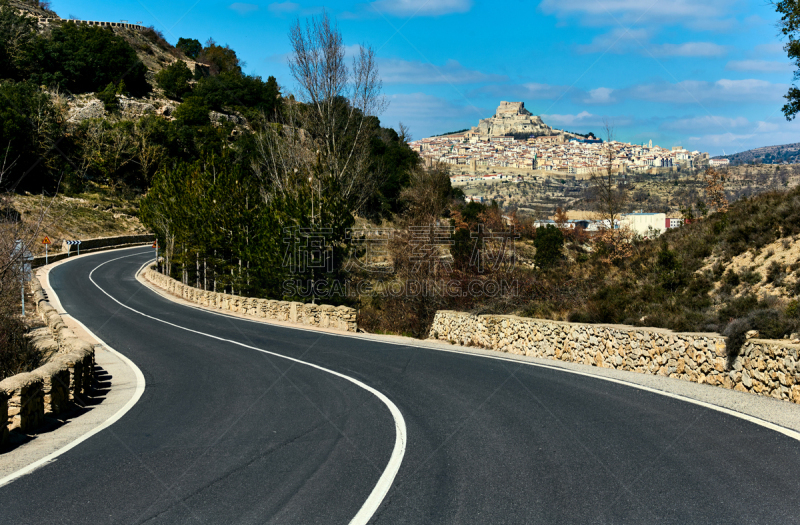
[716,143,800,165]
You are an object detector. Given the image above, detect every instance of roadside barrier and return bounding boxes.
[143,265,358,332]
[0,279,97,447]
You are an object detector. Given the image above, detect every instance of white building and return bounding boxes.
[621,213,667,237]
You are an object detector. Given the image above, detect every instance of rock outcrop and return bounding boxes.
[471,101,582,138]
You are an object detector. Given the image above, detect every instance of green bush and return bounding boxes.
[193,72,281,115]
[723,269,740,287]
[766,261,784,284]
[741,269,762,285]
[24,23,150,95]
[787,300,799,318]
[96,82,118,112]
[155,60,193,100]
[174,96,210,126]
[176,37,202,59]
[533,225,564,269]
[0,0,37,80]
[0,80,64,191]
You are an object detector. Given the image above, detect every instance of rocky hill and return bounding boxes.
[469,101,586,140]
[716,143,800,165]
[8,0,215,124]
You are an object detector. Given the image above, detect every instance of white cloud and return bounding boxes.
[682,117,800,155]
[753,43,786,56]
[476,82,575,101]
[229,2,259,15]
[726,60,794,74]
[268,2,300,14]
[626,79,788,104]
[584,87,615,104]
[539,0,736,31]
[576,28,650,54]
[577,29,726,57]
[367,0,472,17]
[662,115,750,133]
[380,58,505,85]
[539,111,636,130]
[651,42,727,57]
[541,110,599,127]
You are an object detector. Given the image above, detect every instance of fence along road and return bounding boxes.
[2,247,800,523]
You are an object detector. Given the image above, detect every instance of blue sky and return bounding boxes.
[53,0,799,155]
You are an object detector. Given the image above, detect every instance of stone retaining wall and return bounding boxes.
[0,278,96,447]
[144,266,358,332]
[429,311,800,404]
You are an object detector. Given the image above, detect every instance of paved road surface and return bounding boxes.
[2,248,800,524]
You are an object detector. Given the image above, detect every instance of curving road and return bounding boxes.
[2,247,800,524]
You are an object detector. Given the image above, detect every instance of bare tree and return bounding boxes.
[588,122,633,262]
[0,143,57,303]
[588,121,628,228]
[397,122,412,143]
[703,167,728,213]
[254,12,386,212]
[132,118,166,183]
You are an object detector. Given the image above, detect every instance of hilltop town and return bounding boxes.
[409,101,718,178]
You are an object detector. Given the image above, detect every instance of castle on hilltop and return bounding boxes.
[469,101,580,139]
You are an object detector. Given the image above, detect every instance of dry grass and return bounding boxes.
[11,190,147,255]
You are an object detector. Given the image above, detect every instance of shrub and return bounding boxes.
[723,317,749,363]
[741,269,762,285]
[193,72,281,115]
[176,37,202,59]
[0,80,64,192]
[142,25,171,51]
[173,96,210,126]
[96,82,118,112]
[766,261,784,284]
[0,1,38,80]
[24,23,150,95]
[723,269,740,287]
[787,299,799,318]
[0,314,40,380]
[155,60,193,100]
[533,225,564,269]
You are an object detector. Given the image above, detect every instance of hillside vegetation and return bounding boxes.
[718,142,800,165]
[546,186,800,345]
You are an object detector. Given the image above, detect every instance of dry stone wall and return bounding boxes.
[0,278,96,447]
[429,311,800,404]
[144,266,358,332]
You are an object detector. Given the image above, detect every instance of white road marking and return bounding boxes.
[90,254,407,525]
[0,252,147,488]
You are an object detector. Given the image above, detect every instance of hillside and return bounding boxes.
[716,142,800,165]
[551,186,800,346]
[10,0,186,78]
[12,190,148,255]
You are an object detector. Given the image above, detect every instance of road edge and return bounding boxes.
[0,248,147,487]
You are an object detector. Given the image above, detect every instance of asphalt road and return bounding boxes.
[2,248,800,524]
